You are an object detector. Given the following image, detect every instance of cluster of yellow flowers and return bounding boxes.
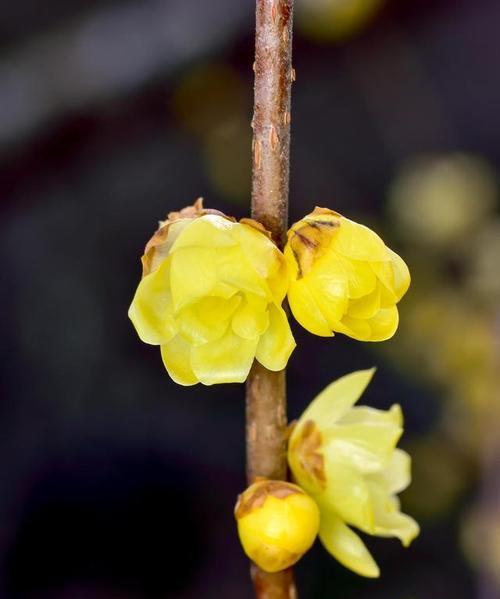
[129,200,410,385]
[128,199,418,577]
[235,369,419,576]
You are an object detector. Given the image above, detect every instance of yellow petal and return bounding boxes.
[255,303,296,371]
[333,218,389,263]
[128,258,177,345]
[369,483,420,546]
[160,335,198,385]
[388,248,411,301]
[288,279,333,337]
[170,247,217,312]
[231,295,269,340]
[322,460,374,531]
[338,404,403,428]
[371,260,396,303]
[371,249,410,304]
[211,279,239,300]
[296,368,376,429]
[179,295,240,345]
[169,214,237,252]
[216,246,269,298]
[347,286,381,320]
[335,315,372,341]
[309,289,347,331]
[372,448,411,495]
[335,254,377,299]
[318,511,380,578]
[143,219,190,275]
[307,255,349,326]
[379,285,397,308]
[366,306,399,341]
[284,243,300,279]
[324,422,403,474]
[190,328,258,385]
[267,258,290,305]
[237,223,282,279]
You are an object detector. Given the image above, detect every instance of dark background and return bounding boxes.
[2,0,500,597]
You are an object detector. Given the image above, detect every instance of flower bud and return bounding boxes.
[284,207,410,341]
[235,480,320,573]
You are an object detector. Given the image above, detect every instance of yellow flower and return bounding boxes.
[288,369,419,577]
[284,207,410,341]
[128,199,295,385]
[235,480,320,573]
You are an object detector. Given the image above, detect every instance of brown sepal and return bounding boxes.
[167,197,232,222]
[140,198,276,278]
[140,197,234,277]
[310,206,342,218]
[234,480,304,519]
[240,217,273,239]
[289,420,326,490]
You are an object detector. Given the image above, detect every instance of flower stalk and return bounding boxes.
[246,1,295,597]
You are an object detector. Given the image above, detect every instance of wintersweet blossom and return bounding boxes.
[235,480,320,572]
[284,207,410,341]
[288,369,419,577]
[128,199,295,385]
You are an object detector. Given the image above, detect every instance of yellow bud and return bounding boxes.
[235,480,320,573]
[284,207,411,342]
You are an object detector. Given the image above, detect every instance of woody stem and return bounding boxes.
[246,1,296,598]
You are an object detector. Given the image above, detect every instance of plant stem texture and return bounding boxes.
[246,1,295,598]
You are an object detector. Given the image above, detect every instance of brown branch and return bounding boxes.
[246,1,296,598]
[251,0,293,248]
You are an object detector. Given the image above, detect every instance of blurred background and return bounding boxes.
[1,0,500,597]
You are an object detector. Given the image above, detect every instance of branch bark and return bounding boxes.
[246,1,295,598]
[250,0,293,249]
